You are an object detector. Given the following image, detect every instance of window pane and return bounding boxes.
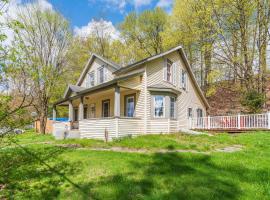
[126,96,135,117]
[103,101,109,117]
[99,67,104,83]
[167,59,173,82]
[170,97,175,118]
[83,107,87,119]
[154,96,164,117]
[188,108,192,118]
[89,72,94,86]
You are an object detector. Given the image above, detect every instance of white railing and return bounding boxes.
[190,113,270,130]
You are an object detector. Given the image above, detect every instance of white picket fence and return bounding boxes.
[190,113,270,130]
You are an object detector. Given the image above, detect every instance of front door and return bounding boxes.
[102,100,110,117]
[74,108,78,121]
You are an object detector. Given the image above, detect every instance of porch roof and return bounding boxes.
[54,68,144,106]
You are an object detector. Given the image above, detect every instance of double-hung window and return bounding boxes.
[98,67,104,84]
[197,108,203,118]
[125,94,135,117]
[164,59,176,84]
[89,72,95,87]
[102,100,110,117]
[167,59,173,82]
[181,70,187,90]
[188,108,193,118]
[170,97,176,118]
[154,95,165,118]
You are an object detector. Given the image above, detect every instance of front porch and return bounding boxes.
[53,83,145,140]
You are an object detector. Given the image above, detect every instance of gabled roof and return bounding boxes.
[114,45,209,108]
[76,53,122,86]
[63,84,86,98]
[115,46,183,75]
[65,45,209,109]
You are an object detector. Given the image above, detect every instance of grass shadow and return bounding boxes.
[0,144,88,199]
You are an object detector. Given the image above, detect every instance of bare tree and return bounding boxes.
[11,4,71,134]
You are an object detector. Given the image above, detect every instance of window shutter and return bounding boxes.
[163,59,167,81]
[172,63,176,85]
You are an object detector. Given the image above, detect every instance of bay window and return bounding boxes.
[154,95,165,118]
[170,97,176,118]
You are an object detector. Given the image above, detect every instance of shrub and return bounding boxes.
[241,90,266,113]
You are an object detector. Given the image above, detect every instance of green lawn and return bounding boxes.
[0,131,269,199]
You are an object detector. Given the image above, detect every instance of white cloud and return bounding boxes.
[134,0,152,8]
[156,0,173,9]
[74,19,120,40]
[89,0,152,11]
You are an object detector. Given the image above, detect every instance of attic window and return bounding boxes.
[98,66,107,84]
[89,72,94,87]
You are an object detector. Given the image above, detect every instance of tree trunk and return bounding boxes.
[203,43,213,94]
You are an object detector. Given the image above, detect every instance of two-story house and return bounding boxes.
[53,45,209,140]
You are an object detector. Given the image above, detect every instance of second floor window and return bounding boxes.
[167,59,173,82]
[181,70,187,90]
[98,67,104,84]
[89,72,94,86]
[163,59,176,84]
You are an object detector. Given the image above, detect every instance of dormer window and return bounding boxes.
[98,66,106,84]
[89,72,94,87]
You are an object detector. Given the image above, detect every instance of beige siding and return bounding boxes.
[147,119,169,134]
[80,57,115,88]
[69,51,207,137]
[118,118,144,137]
[79,118,116,140]
[146,51,206,130]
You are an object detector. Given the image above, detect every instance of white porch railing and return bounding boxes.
[190,113,270,130]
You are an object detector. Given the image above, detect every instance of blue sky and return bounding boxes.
[48,0,173,28]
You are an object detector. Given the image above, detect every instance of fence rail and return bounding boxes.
[190,113,270,130]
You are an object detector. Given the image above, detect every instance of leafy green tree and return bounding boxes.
[120,8,167,57]
[241,90,266,113]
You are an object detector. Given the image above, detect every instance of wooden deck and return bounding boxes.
[192,128,269,134]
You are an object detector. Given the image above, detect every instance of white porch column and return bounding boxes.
[68,100,74,122]
[79,97,84,121]
[52,106,56,121]
[114,85,120,117]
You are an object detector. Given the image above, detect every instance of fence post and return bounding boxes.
[237,114,241,129]
[207,115,210,129]
[267,112,270,129]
